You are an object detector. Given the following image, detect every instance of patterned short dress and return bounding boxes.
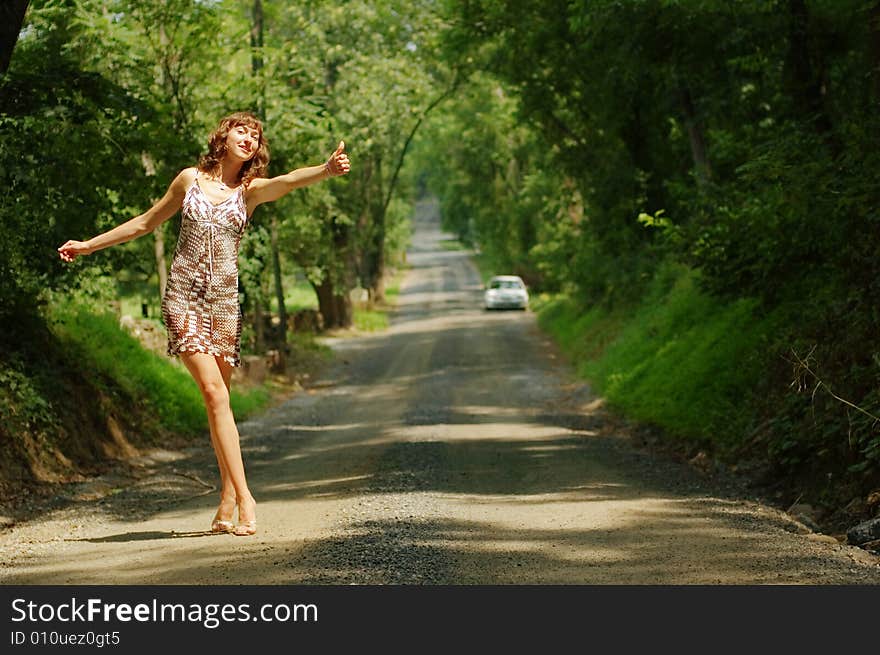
[161,175,249,367]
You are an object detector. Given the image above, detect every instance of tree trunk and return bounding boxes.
[622,94,647,173]
[253,296,265,352]
[314,216,354,329]
[157,24,188,131]
[251,0,265,117]
[271,215,287,347]
[367,157,386,302]
[314,279,335,327]
[313,278,352,329]
[785,0,840,155]
[0,0,29,74]
[336,292,352,327]
[371,245,386,303]
[870,2,880,103]
[677,83,712,184]
[251,0,264,72]
[247,0,267,352]
[366,196,386,303]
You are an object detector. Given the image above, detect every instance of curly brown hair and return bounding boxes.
[198,111,270,187]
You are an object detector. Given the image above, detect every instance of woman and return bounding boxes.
[58,111,351,536]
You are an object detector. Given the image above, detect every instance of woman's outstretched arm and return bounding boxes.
[245,141,350,214]
[58,168,196,262]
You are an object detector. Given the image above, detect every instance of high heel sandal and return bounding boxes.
[211,499,236,534]
[233,519,256,536]
[211,518,235,533]
[233,501,257,536]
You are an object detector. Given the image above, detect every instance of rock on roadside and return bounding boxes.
[847,517,880,546]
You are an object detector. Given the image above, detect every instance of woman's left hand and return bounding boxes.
[57,240,92,262]
[326,141,351,177]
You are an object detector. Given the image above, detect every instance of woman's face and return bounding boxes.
[225,123,261,161]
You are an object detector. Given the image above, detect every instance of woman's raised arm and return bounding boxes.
[57,168,196,262]
[245,141,350,214]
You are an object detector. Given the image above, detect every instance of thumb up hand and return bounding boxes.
[325,141,350,177]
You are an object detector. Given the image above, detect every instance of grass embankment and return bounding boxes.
[51,305,271,434]
[0,301,326,496]
[536,264,782,454]
[534,267,880,525]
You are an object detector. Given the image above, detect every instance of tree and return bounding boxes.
[240,0,447,325]
[0,0,29,74]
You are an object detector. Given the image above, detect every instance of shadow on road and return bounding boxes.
[71,530,216,543]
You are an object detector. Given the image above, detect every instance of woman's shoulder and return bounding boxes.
[166,167,199,192]
[244,175,269,190]
[178,167,200,183]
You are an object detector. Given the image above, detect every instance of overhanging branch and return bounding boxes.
[382,73,461,216]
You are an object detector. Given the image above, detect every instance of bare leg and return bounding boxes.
[216,357,256,534]
[211,361,236,526]
[181,352,256,535]
[188,356,237,530]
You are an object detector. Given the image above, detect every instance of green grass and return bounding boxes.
[350,266,409,332]
[538,264,781,447]
[49,304,271,435]
[438,237,467,251]
[229,382,270,418]
[119,296,153,320]
[352,308,390,332]
[269,277,320,314]
[285,331,333,362]
[385,280,402,302]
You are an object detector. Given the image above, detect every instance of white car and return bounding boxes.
[484,275,529,310]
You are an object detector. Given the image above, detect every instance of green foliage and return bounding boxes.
[50,304,205,434]
[421,0,880,497]
[48,303,270,432]
[0,24,151,322]
[0,364,59,446]
[538,264,779,446]
[413,73,584,291]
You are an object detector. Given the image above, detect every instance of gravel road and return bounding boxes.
[2,199,879,584]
